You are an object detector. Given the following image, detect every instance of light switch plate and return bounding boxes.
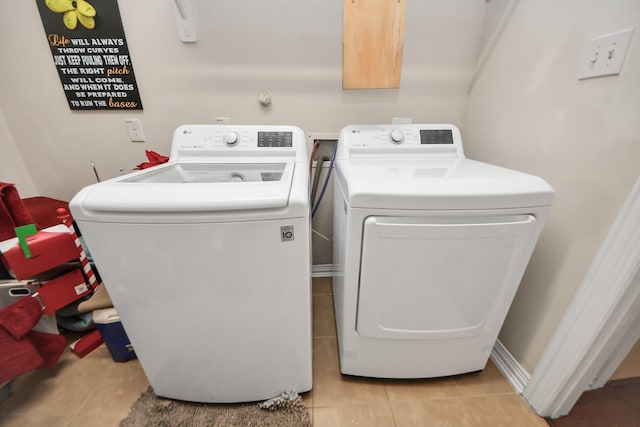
[578,28,634,80]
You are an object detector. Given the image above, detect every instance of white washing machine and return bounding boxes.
[70,125,312,402]
[333,124,554,378]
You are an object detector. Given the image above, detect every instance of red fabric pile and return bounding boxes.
[134,150,169,170]
[0,182,37,241]
[22,197,69,229]
[0,297,66,383]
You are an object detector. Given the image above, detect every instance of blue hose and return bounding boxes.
[311,142,338,219]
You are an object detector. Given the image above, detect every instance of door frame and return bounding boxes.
[522,177,640,418]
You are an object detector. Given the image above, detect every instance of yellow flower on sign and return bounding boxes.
[45,0,96,30]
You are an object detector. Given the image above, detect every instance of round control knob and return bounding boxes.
[389,130,405,144]
[229,173,245,182]
[223,132,239,146]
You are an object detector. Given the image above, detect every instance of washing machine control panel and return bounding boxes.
[170,125,307,163]
[184,129,293,149]
[221,131,293,148]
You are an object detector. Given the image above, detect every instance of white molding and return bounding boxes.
[523,177,640,418]
[491,339,530,394]
[312,264,336,278]
[591,313,640,389]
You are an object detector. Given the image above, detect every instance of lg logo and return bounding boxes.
[280,225,294,242]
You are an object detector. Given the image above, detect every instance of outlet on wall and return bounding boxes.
[125,119,145,142]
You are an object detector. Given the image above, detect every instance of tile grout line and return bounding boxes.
[64,376,103,426]
[387,399,399,427]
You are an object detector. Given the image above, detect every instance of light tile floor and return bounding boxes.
[0,278,548,426]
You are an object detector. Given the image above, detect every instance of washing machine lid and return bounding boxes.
[75,161,295,214]
[336,158,554,210]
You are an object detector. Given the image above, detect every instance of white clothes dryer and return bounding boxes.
[70,125,312,402]
[333,124,554,378]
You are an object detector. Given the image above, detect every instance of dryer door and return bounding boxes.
[356,214,537,340]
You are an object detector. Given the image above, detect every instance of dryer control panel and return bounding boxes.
[337,124,465,159]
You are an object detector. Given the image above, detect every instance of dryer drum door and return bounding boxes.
[356,214,537,340]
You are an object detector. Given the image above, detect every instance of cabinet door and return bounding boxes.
[356,214,537,340]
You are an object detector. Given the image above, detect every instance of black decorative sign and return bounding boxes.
[36,0,143,110]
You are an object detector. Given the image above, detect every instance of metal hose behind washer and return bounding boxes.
[310,155,329,207]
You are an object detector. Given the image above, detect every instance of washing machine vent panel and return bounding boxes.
[355,214,537,340]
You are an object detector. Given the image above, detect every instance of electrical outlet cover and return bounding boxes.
[125,119,145,142]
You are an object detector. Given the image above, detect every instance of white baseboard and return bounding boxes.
[311,264,336,277]
[491,339,531,394]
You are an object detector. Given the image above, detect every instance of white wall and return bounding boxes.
[0,0,486,201]
[478,0,513,57]
[0,107,37,197]
[463,0,640,371]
